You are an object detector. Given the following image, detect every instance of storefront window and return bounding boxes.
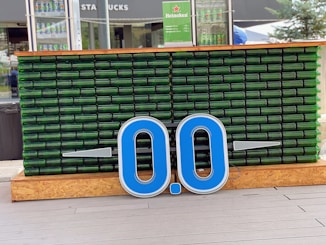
[81,21,164,49]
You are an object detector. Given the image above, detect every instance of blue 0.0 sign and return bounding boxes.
[118,114,229,198]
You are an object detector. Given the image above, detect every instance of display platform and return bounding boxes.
[11,160,326,201]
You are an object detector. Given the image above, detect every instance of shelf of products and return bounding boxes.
[195,0,229,45]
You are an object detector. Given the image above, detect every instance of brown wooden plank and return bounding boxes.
[15,41,326,57]
[11,170,174,202]
[11,161,326,202]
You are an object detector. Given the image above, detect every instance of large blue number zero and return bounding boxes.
[176,114,229,194]
[118,116,171,198]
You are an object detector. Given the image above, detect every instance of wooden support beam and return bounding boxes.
[11,161,326,202]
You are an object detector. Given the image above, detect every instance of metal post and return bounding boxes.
[97,0,110,49]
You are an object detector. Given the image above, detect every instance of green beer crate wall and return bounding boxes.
[18,46,320,176]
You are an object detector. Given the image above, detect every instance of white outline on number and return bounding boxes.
[118,116,171,198]
[176,113,229,194]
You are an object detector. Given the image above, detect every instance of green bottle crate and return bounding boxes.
[79,55,95,61]
[133,69,155,77]
[24,159,46,168]
[57,71,80,79]
[24,142,46,150]
[297,71,317,79]
[209,58,224,66]
[43,107,60,116]
[99,165,115,172]
[261,56,283,64]
[59,132,77,140]
[193,67,209,76]
[245,73,260,81]
[246,49,268,56]
[77,166,99,173]
[62,166,78,174]
[56,63,72,70]
[150,111,172,119]
[209,50,232,57]
[79,70,95,78]
[148,77,169,85]
[23,133,39,142]
[19,72,41,80]
[33,63,57,71]
[148,60,170,67]
[60,124,83,131]
[38,132,61,141]
[38,150,61,159]
[21,108,44,117]
[44,124,60,132]
[61,140,84,148]
[245,56,261,64]
[246,65,268,73]
[230,65,246,73]
[231,50,246,57]
[18,56,41,63]
[133,61,148,68]
[57,55,80,61]
[117,69,132,77]
[283,47,305,54]
[149,94,171,102]
[155,68,170,76]
[267,49,283,55]
[95,61,110,69]
[118,53,133,60]
[99,130,114,138]
[172,68,195,76]
[283,55,298,63]
[260,72,282,81]
[297,155,318,163]
[133,52,155,60]
[76,131,99,140]
[74,114,97,123]
[61,158,83,166]
[209,66,230,75]
[72,79,95,88]
[23,151,38,160]
[172,52,195,59]
[39,167,62,175]
[267,63,284,72]
[304,46,318,53]
[24,168,40,176]
[187,59,209,67]
[95,70,118,78]
[134,86,155,94]
[81,105,97,113]
[95,79,110,87]
[223,74,245,83]
[80,88,96,96]
[110,61,133,69]
[94,54,118,61]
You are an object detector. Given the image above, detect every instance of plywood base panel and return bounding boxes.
[11,161,326,201]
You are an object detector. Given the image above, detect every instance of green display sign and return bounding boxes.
[162,1,192,47]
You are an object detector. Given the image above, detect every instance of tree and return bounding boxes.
[266,0,326,41]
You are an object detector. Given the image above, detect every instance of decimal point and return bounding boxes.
[170,183,181,195]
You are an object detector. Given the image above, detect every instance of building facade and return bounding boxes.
[0,0,280,53]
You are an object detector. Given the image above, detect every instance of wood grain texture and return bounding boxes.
[11,161,326,202]
[15,41,326,57]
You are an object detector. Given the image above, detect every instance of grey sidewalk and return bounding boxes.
[1,161,326,244]
[0,160,23,182]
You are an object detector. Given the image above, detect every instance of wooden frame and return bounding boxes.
[11,161,326,201]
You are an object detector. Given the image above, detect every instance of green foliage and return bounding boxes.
[266,0,326,40]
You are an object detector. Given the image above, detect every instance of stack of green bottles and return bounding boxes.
[19,52,171,175]
[18,46,320,176]
[172,47,319,167]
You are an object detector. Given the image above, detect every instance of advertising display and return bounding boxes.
[25,0,82,51]
[194,0,233,45]
[15,43,321,199]
[162,1,193,47]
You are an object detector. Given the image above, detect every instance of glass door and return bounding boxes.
[32,0,70,51]
[195,0,231,46]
